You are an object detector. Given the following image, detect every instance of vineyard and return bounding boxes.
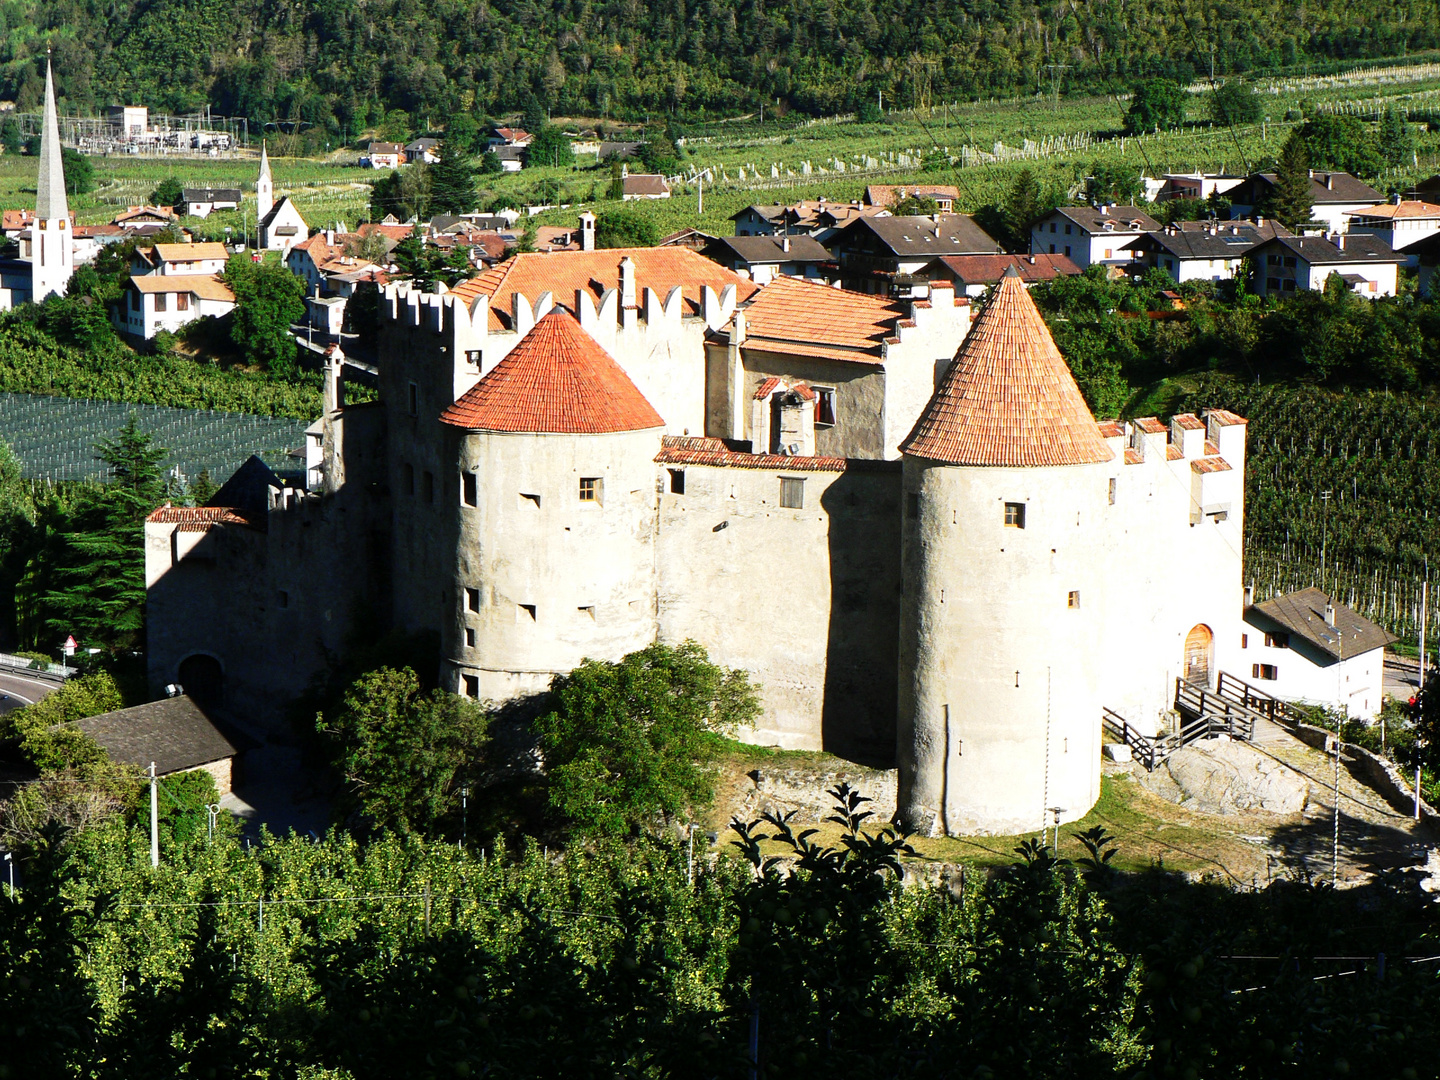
[1172,377,1440,641]
[0,393,309,485]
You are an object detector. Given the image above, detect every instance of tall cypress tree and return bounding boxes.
[1379,106,1413,167]
[1264,131,1314,229]
[429,142,478,216]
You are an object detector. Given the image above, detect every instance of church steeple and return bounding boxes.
[256,140,273,223]
[32,55,72,303]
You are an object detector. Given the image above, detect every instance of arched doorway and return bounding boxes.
[1183,625,1214,687]
[178,654,224,711]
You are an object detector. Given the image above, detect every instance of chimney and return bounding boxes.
[1324,602,1336,627]
[326,228,335,246]
[1325,174,1334,190]
[1256,215,1265,228]
[1028,254,1036,264]
[1099,205,1109,216]
[1336,234,1345,251]
[781,236,790,252]
[579,211,596,252]
[619,256,636,307]
[1244,584,1254,607]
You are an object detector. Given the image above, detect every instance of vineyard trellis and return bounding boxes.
[0,392,309,486]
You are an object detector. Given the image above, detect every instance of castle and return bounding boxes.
[145,250,1247,835]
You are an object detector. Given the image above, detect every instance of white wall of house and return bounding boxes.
[119,289,234,339]
[1030,216,1146,269]
[1240,629,1385,720]
[1346,216,1440,257]
[1256,256,1398,298]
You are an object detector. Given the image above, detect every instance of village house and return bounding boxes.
[731,199,885,244]
[1029,205,1161,269]
[487,145,525,172]
[118,273,236,340]
[1344,198,1440,261]
[366,142,405,169]
[405,137,441,164]
[132,241,231,277]
[1122,220,1290,283]
[1241,587,1393,720]
[67,695,242,795]
[832,213,1004,295]
[1227,170,1383,234]
[621,173,671,200]
[701,234,833,284]
[934,252,1083,297]
[1249,233,1404,297]
[180,187,242,217]
[864,184,962,213]
[1152,173,1246,204]
[487,126,532,149]
[112,205,178,230]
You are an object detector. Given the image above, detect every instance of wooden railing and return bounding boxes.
[1174,678,1259,742]
[1102,707,1179,772]
[1214,671,1309,725]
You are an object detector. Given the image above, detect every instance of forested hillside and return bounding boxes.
[7,0,1440,127]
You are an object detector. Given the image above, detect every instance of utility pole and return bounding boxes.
[1320,490,1332,591]
[1044,64,1070,113]
[149,762,159,868]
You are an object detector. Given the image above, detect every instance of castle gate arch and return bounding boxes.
[178,653,224,711]
[1183,624,1214,688]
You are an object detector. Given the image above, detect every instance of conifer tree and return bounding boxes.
[1004,168,1043,248]
[1264,130,1313,229]
[428,143,477,215]
[1379,106,1414,167]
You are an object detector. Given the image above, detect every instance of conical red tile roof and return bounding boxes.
[900,269,1113,467]
[439,311,664,434]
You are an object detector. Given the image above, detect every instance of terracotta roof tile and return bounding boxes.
[1096,420,1126,438]
[1204,439,1221,455]
[753,377,782,400]
[939,253,1083,285]
[1133,416,1167,434]
[1171,412,1205,430]
[146,505,265,531]
[1207,409,1247,427]
[451,248,756,333]
[736,275,910,364]
[154,242,229,263]
[1191,456,1232,473]
[1124,447,1143,465]
[130,274,236,302]
[655,435,848,472]
[900,271,1113,467]
[440,311,663,434]
[1166,444,1183,460]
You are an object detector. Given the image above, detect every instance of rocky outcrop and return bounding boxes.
[1140,739,1308,816]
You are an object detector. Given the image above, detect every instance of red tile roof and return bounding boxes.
[1124,448,1143,465]
[939,253,1082,285]
[451,248,757,333]
[1208,409,1247,427]
[655,436,849,472]
[1132,416,1167,434]
[1095,420,1126,438]
[1191,456,1232,474]
[439,311,664,434]
[146,505,265,531]
[900,270,1113,468]
[357,222,414,242]
[1171,412,1205,430]
[1166,444,1183,460]
[736,275,914,364]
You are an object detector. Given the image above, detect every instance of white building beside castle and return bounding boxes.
[146,251,1249,835]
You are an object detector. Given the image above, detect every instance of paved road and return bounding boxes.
[1385,653,1423,699]
[0,668,59,714]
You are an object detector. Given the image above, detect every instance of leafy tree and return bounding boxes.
[150,176,184,207]
[1086,161,1143,205]
[316,666,490,834]
[856,97,882,122]
[1263,130,1315,229]
[514,218,537,253]
[1209,80,1261,126]
[607,160,626,200]
[1124,78,1185,133]
[479,149,503,175]
[429,143,477,215]
[534,641,759,836]
[1,671,124,772]
[636,135,680,174]
[61,149,93,196]
[0,117,21,154]
[892,194,940,216]
[1379,105,1414,167]
[525,124,573,168]
[222,254,306,373]
[378,109,412,142]
[39,420,165,652]
[443,113,481,157]
[594,207,659,248]
[369,164,431,222]
[1299,114,1384,176]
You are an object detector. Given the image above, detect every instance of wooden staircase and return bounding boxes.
[1103,671,1289,772]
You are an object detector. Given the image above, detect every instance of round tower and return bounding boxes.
[438,310,665,703]
[896,268,1116,836]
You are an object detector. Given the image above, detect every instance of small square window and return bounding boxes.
[667,468,686,495]
[520,492,541,509]
[1108,477,1117,505]
[1264,632,1290,649]
[404,463,415,496]
[579,477,602,503]
[780,477,805,509]
[465,588,480,612]
[422,471,435,503]
[1068,590,1080,608]
[1065,223,1072,235]
[462,674,479,697]
[1241,633,1249,648]
[465,349,482,367]
[277,589,290,609]
[518,603,536,622]
[461,471,477,507]
[906,492,921,519]
[408,382,419,416]
[1253,663,1278,681]
[578,605,595,620]
[814,387,837,426]
[465,627,476,648]
[1004,502,1026,528]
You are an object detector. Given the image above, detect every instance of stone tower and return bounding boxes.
[438,310,665,703]
[32,57,71,304]
[896,268,1115,836]
[256,141,273,223]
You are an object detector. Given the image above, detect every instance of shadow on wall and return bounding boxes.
[820,464,903,767]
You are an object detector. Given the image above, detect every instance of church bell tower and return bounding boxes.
[32,56,72,304]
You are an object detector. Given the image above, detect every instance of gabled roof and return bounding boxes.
[130,274,236,302]
[181,187,241,203]
[1046,206,1161,234]
[259,195,304,230]
[900,268,1113,467]
[439,310,664,434]
[209,455,285,515]
[155,242,229,263]
[732,275,912,364]
[450,248,757,333]
[705,235,832,265]
[1252,233,1404,265]
[865,184,961,207]
[1244,171,1382,206]
[842,213,1003,257]
[622,174,670,197]
[1123,224,1276,260]
[1345,200,1440,221]
[114,205,176,224]
[1248,587,1397,662]
[938,253,1082,285]
[68,695,238,775]
[655,435,849,472]
[368,141,404,154]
